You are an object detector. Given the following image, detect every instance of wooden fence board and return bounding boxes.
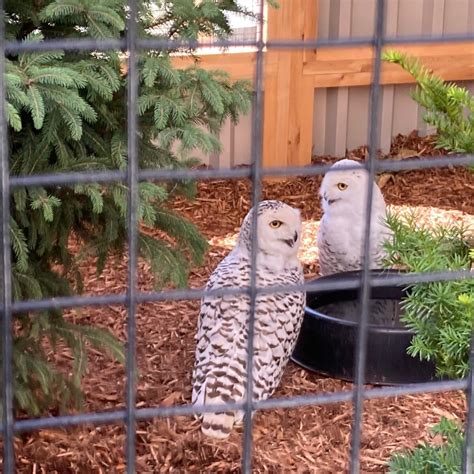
[304,41,474,88]
[170,41,474,89]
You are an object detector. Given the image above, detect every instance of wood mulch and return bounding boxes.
[6,132,474,473]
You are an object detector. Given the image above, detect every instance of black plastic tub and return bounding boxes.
[291,270,441,385]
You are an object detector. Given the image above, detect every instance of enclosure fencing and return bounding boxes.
[1,0,474,472]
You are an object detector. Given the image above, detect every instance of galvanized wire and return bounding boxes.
[0,0,14,470]
[242,0,266,469]
[463,336,474,473]
[8,267,473,315]
[0,0,473,471]
[349,1,386,471]
[5,32,474,54]
[8,154,474,188]
[124,0,140,470]
[0,378,466,435]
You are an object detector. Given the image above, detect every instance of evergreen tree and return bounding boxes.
[2,0,252,415]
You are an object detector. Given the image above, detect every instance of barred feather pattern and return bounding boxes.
[191,201,305,439]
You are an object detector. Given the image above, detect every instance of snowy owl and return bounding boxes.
[317,159,392,276]
[192,200,305,439]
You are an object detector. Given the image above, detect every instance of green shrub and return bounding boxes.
[388,418,464,474]
[384,214,473,472]
[2,0,252,416]
[382,50,474,155]
[384,212,473,379]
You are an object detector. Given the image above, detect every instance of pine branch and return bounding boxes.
[383,50,474,154]
[5,0,253,416]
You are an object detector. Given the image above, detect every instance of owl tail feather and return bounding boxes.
[201,411,235,439]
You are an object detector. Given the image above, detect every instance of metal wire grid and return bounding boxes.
[0,0,473,471]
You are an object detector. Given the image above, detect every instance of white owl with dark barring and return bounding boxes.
[317,159,392,276]
[192,200,305,439]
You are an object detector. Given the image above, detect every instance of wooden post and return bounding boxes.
[263,0,318,168]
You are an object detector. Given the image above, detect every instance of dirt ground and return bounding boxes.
[7,133,474,472]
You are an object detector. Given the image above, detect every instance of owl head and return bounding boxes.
[319,159,384,214]
[239,200,302,258]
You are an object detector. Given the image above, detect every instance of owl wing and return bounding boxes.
[317,217,353,275]
[191,254,251,438]
[255,267,305,396]
[281,268,306,356]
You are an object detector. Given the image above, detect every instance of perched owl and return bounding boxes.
[317,159,392,276]
[192,200,305,439]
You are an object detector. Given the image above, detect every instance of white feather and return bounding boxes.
[191,201,305,439]
[317,159,392,276]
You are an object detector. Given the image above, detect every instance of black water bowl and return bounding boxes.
[291,270,441,385]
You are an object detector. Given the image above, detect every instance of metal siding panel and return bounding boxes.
[232,111,253,166]
[394,0,425,137]
[392,84,420,137]
[396,0,424,36]
[346,86,370,151]
[421,0,445,35]
[336,0,352,155]
[338,0,352,38]
[335,87,349,156]
[325,88,339,155]
[380,86,395,153]
[313,89,328,155]
[317,0,331,39]
[443,0,469,33]
[416,0,439,135]
[316,0,353,157]
[214,119,232,168]
[380,0,400,153]
[329,0,342,39]
[350,0,376,37]
[430,0,446,34]
[469,0,474,35]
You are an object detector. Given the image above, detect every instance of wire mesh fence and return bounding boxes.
[0,0,473,472]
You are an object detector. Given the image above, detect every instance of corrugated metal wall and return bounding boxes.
[192,0,474,166]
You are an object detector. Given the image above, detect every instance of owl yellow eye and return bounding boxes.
[269,220,282,229]
[337,182,348,191]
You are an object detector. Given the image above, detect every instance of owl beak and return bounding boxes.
[282,232,298,248]
[323,192,339,205]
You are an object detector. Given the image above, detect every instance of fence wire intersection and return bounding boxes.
[0,0,473,473]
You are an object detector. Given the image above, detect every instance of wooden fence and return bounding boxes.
[172,0,474,168]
